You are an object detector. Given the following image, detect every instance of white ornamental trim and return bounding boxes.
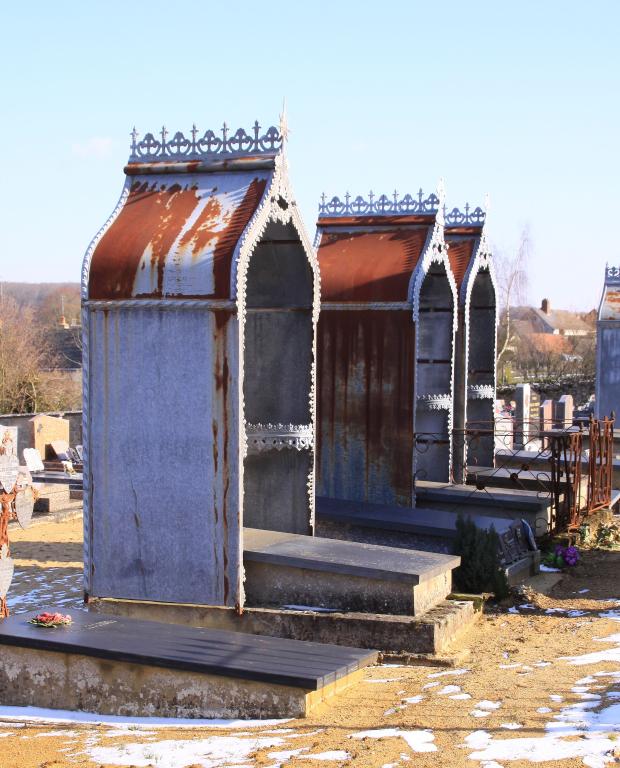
[468,384,495,400]
[416,394,453,411]
[245,423,313,453]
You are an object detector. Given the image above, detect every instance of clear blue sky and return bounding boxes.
[1,1,617,310]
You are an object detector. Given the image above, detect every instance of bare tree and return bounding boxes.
[0,296,80,413]
[495,227,531,368]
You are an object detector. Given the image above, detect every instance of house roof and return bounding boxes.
[512,306,593,334]
[87,123,282,300]
[533,308,592,333]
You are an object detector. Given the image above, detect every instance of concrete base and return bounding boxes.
[89,597,478,655]
[244,561,452,616]
[0,644,359,719]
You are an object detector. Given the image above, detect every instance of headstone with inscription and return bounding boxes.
[23,448,44,474]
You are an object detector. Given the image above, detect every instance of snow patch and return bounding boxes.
[87,735,285,768]
[350,728,437,753]
[427,668,470,678]
[438,685,461,695]
[0,705,290,730]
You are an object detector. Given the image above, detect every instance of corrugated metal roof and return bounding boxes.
[89,172,270,299]
[445,236,476,290]
[316,226,431,302]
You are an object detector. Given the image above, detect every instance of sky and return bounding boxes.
[0,1,618,311]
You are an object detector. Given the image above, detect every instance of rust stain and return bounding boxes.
[317,228,429,302]
[211,177,267,297]
[178,195,224,262]
[317,310,414,505]
[212,310,231,605]
[89,176,267,300]
[446,237,475,290]
[318,214,434,228]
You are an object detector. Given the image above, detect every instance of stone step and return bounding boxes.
[243,527,459,616]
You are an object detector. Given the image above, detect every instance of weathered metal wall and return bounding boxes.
[414,265,455,484]
[317,310,414,506]
[87,307,240,606]
[596,323,620,419]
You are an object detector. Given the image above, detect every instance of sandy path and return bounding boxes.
[1,517,619,768]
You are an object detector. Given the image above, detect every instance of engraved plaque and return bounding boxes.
[0,454,19,493]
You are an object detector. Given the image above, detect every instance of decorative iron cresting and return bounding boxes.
[318,190,440,217]
[605,265,620,284]
[245,423,314,453]
[443,203,486,227]
[129,122,283,162]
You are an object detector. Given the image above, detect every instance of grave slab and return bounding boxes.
[243,528,459,615]
[0,609,377,719]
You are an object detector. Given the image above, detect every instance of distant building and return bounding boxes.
[513,299,593,337]
[595,265,620,419]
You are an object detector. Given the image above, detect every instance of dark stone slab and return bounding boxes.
[29,471,83,485]
[243,527,460,584]
[415,480,553,510]
[0,609,377,691]
[317,496,512,538]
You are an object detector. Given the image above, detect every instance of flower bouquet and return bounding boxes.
[28,612,72,628]
[543,544,580,569]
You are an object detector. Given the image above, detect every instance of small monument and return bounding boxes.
[596,265,620,419]
[315,186,456,501]
[82,119,319,608]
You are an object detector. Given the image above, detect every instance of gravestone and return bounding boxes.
[29,415,70,460]
[539,399,554,448]
[23,448,44,474]
[555,394,574,429]
[514,384,531,448]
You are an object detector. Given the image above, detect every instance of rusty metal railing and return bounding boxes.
[413,413,618,537]
[586,414,615,514]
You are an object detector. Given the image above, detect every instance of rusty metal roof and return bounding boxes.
[87,122,284,300]
[445,234,477,291]
[315,189,449,303]
[89,173,270,300]
[316,227,432,302]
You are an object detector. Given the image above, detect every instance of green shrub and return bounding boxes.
[452,515,509,599]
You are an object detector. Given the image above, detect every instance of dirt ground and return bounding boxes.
[1,516,620,768]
